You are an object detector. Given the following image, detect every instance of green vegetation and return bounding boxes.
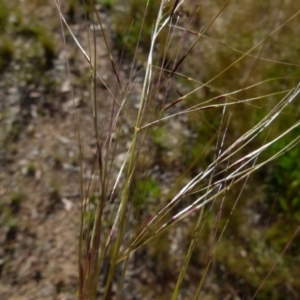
[0,0,57,70]
[97,0,116,9]
[1,0,296,299]
[48,179,62,210]
[0,36,14,68]
[0,192,26,229]
[113,0,163,56]
[10,192,27,212]
[57,1,300,299]
[266,126,300,218]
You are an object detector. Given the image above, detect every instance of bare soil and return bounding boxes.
[0,2,112,299]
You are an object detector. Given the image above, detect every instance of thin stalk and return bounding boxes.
[171,208,204,300]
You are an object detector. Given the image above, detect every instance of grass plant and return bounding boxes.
[55,0,300,299]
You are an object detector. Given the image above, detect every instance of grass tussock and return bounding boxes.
[55,0,300,299]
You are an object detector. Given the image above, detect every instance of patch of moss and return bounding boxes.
[0,36,14,68]
[113,0,160,56]
[97,0,116,9]
[10,192,27,213]
[48,179,61,211]
[6,120,23,142]
[16,23,56,69]
[132,177,161,209]
[0,1,9,33]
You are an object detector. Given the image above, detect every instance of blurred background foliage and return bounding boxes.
[1,0,300,298]
[102,1,300,298]
[0,0,56,71]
